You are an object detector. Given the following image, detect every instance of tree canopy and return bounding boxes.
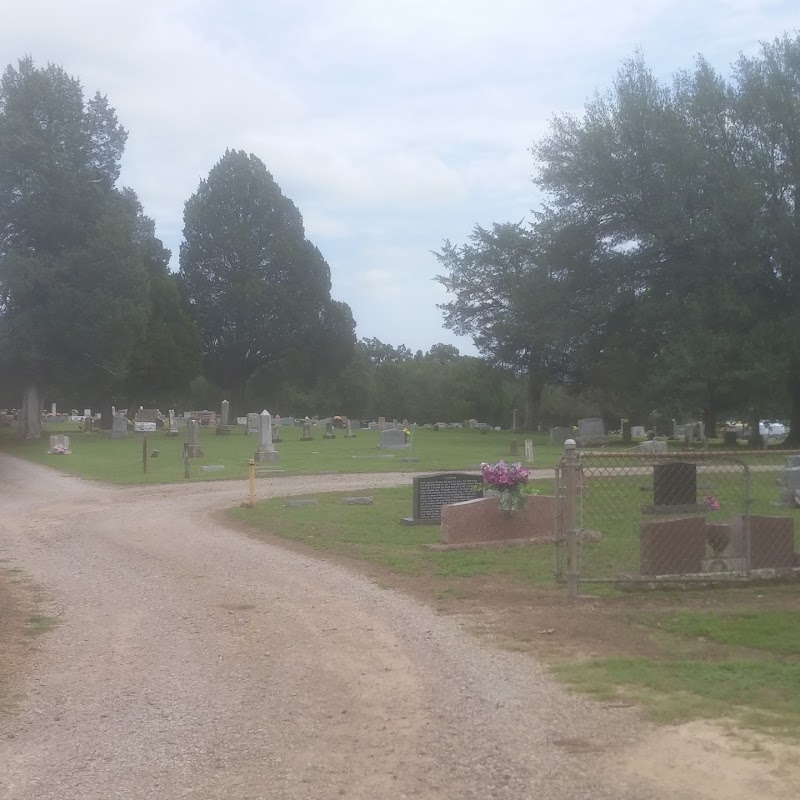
[179,149,355,415]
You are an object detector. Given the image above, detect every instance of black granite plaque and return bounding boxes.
[402,472,481,525]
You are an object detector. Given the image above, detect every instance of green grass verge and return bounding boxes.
[0,424,563,484]
[555,658,800,736]
[232,483,558,583]
[556,608,800,736]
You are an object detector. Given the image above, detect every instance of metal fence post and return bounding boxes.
[564,439,580,597]
[248,459,256,507]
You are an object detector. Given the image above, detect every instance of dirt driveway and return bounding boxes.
[0,454,774,799]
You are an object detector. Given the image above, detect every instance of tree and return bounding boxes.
[435,221,576,429]
[533,52,784,435]
[735,34,800,446]
[179,150,354,415]
[0,57,147,437]
[121,199,202,416]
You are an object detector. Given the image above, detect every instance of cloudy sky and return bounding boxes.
[4,1,800,354]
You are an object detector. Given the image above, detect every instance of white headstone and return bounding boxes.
[524,440,534,463]
[51,403,56,415]
[638,440,668,453]
[48,435,71,454]
[254,410,278,462]
[83,408,91,418]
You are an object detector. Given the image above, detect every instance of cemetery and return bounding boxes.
[5,25,800,800]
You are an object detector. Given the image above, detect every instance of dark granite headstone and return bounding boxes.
[402,472,481,525]
[653,461,697,508]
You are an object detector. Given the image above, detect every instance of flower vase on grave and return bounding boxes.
[497,487,527,514]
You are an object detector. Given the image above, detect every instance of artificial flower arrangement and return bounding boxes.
[481,460,533,512]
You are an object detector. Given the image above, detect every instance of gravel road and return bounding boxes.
[0,454,698,800]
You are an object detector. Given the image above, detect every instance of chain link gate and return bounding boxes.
[555,445,800,591]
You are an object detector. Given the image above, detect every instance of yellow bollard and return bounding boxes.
[248,459,255,507]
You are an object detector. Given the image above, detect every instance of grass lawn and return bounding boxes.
[233,485,800,738]
[0,423,564,484]
[232,481,559,583]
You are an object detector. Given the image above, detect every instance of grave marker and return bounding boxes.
[380,428,408,449]
[254,410,278,462]
[111,413,128,439]
[187,419,203,458]
[401,473,481,525]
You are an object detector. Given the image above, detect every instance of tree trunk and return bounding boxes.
[748,412,763,450]
[99,393,114,430]
[523,362,544,431]
[20,383,43,439]
[230,378,247,421]
[785,375,800,448]
[703,407,717,440]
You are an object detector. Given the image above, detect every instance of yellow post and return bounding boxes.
[248,459,256,507]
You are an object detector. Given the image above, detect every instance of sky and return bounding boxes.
[3,1,800,355]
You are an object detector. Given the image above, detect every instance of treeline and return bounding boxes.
[437,34,800,445]
[0,59,354,436]
[5,33,800,442]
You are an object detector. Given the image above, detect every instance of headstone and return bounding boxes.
[512,408,518,432]
[621,419,631,443]
[652,461,697,510]
[216,399,232,436]
[301,420,313,441]
[279,416,296,426]
[342,496,374,505]
[377,416,386,430]
[187,419,203,458]
[83,408,91,418]
[247,413,260,434]
[402,419,409,428]
[51,403,56,415]
[254,410,278,462]
[577,417,608,447]
[272,423,283,444]
[111,413,128,439]
[638,439,667,453]
[236,416,247,426]
[401,473,482,525]
[48,435,71,454]
[323,421,336,439]
[673,421,687,438]
[468,418,478,429]
[83,416,93,433]
[133,421,156,432]
[631,425,646,438]
[284,498,317,508]
[781,457,800,506]
[167,409,179,437]
[135,408,160,424]
[345,419,356,438]
[750,516,796,569]
[380,428,408,449]
[549,427,571,446]
[524,440,534,463]
[640,516,705,576]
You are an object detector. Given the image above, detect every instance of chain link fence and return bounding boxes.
[555,446,800,589]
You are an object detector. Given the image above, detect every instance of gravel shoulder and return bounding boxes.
[0,453,789,799]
